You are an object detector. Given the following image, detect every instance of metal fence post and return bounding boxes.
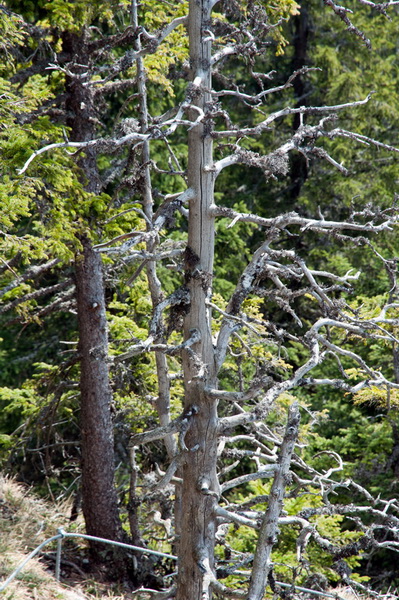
[55,528,63,581]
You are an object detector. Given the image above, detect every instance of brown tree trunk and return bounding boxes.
[290,2,312,200]
[75,240,124,548]
[62,29,125,567]
[176,1,219,598]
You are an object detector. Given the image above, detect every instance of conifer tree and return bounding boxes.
[2,0,399,597]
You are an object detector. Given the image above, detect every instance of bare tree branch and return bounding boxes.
[247,403,300,600]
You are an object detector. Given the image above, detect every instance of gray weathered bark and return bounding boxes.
[247,403,301,600]
[176,1,219,598]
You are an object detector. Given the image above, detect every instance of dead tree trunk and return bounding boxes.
[176,1,219,598]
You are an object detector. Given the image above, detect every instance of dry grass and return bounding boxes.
[0,475,163,600]
[0,474,71,548]
[324,587,398,600]
[0,474,89,600]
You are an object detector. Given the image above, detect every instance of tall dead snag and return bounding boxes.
[176,1,219,598]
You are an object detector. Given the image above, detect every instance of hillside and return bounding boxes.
[0,475,102,600]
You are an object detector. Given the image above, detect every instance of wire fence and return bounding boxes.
[0,527,176,593]
[0,527,387,600]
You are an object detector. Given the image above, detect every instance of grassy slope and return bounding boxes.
[0,474,91,600]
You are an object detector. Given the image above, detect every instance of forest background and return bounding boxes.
[1,0,399,598]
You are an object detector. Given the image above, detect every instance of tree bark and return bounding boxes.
[75,239,124,548]
[290,2,312,200]
[176,1,219,599]
[63,30,125,565]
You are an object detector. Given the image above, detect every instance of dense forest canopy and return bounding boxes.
[1,0,399,598]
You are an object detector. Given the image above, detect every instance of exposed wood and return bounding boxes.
[176,1,219,598]
[247,403,301,600]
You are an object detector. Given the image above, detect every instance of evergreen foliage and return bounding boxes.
[1,0,399,596]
